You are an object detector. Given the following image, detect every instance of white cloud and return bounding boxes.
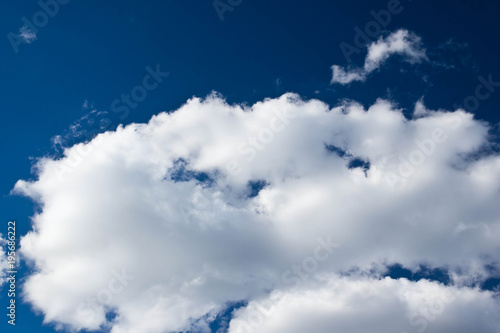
[19,25,37,44]
[229,275,500,333]
[330,66,366,85]
[331,29,428,84]
[13,93,500,332]
[0,234,9,287]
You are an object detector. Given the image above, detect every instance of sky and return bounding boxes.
[1,0,500,332]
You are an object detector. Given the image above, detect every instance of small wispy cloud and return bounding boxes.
[82,99,96,110]
[51,105,108,154]
[0,234,9,287]
[19,25,37,44]
[331,29,428,85]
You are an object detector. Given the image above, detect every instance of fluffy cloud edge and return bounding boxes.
[12,92,500,333]
[228,275,500,333]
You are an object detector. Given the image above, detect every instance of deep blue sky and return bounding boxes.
[1,0,499,332]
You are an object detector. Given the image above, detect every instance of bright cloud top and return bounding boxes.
[331,29,428,84]
[14,93,500,332]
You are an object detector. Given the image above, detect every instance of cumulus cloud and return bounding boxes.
[14,93,500,332]
[331,29,428,84]
[19,25,37,44]
[229,275,500,333]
